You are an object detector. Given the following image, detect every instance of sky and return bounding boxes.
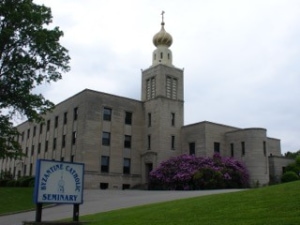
[33,0,300,154]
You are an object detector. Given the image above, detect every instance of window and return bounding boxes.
[124,135,131,148]
[53,138,57,150]
[214,142,220,153]
[73,107,78,121]
[64,112,68,124]
[125,111,132,125]
[46,120,50,131]
[122,184,130,190]
[241,142,245,156]
[21,132,24,141]
[189,142,195,155]
[263,141,266,156]
[147,135,151,150]
[101,156,110,173]
[171,113,175,126]
[160,52,163,59]
[146,77,156,100]
[148,113,151,127]
[100,183,108,189]
[38,143,41,154]
[27,129,30,139]
[55,116,59,128]
[33,126,36,137]
[25,147,28,156]
[72,131,77,145]
[62,135,66,148]
[103,108,112,121]
[123,158,131,174]
[39,123,43,134]
[171,136,175,150]
[61,157,64,162]
[31,145,34,156]
[102,132,110,146]
[71,155,75,162]
[166,76,177,99]
[230,143,234,157]
[45,140,48,152]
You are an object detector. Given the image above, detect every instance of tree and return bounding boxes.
[0,0,70,158]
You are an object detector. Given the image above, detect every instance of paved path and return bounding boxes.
[0,189,243,225]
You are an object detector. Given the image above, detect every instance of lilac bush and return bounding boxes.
[149,153,249,190]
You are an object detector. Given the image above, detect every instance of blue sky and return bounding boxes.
[34,0,300,153]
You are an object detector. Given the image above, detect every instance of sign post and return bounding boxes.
[34,160,84,223]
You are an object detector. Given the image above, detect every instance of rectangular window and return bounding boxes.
[61,157,64,162]
[45,140,48,152]
[53,138,57,150]
[189,142,195,155]
[124,135,131,148]
[230,143,234,157]
[25,147,28,156]
[21,132,24,141]
[64,112,68,124]
[214,142,220,153]
[171,135,175,150]
[38,143,41,154]
[55,116,59,128]
[166,76,177,99]
[33,126,36,137]
[31,145,34,156]
[62,135,66,148]
[146,77,156,100]
[73,107,78,121]
[72,131,77,145]
[147,135,151,150]
[263,141,266,156]
[71,155,75,162]
[171,113,175,126]
[103,107,112,121]
[123,158,131,174]
[39,123,43,134]
[46,120,50,131]
[101,156,110,173]
[148,113,151,127]
[241,142,245,156]
[27,129,30,139]
[102,132,110,146]
[125,111,132,125]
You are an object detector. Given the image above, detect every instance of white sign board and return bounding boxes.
[34,160,84,204]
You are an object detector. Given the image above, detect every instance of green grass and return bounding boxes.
[79,181,300,225]
[0,187,35,215]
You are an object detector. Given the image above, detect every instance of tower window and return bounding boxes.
[73,107,78,121]
[55,116,58,128]
[148,113,151,127]
[63,112,68,124]
[46,120,50,131]
[166,76,177,99]
[263,141,266,156]
[103,107,112,121]
[39,124,43,134]
[146,77,156,100]
[171,113,175,126]
[147,135,151,150]
[33,126,36,137]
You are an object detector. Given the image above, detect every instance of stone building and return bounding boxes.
[0,17,291,188]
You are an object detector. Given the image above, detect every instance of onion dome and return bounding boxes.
[153,21,173,47]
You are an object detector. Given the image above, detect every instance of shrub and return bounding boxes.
[281,171,299,183]
[18,176,35,187]
[149,153,249,190]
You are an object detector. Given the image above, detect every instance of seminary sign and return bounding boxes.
[34,160,84,204]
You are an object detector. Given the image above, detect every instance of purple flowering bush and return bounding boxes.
[149,153,249,190]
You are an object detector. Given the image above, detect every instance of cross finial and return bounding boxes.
[161,11,165,23]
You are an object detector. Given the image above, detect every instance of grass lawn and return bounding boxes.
[0,187,35,215]
[78,181,300,225]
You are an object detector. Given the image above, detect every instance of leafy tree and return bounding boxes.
[0,0,70,158]
[284,150,300,159]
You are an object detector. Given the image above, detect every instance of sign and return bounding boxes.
[34,160,84,204]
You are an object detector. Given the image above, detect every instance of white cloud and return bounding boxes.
[33,0,300,153]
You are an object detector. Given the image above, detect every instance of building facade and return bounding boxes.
[0,17,291,188]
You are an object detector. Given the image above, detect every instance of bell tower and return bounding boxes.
[141,12,184,183]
